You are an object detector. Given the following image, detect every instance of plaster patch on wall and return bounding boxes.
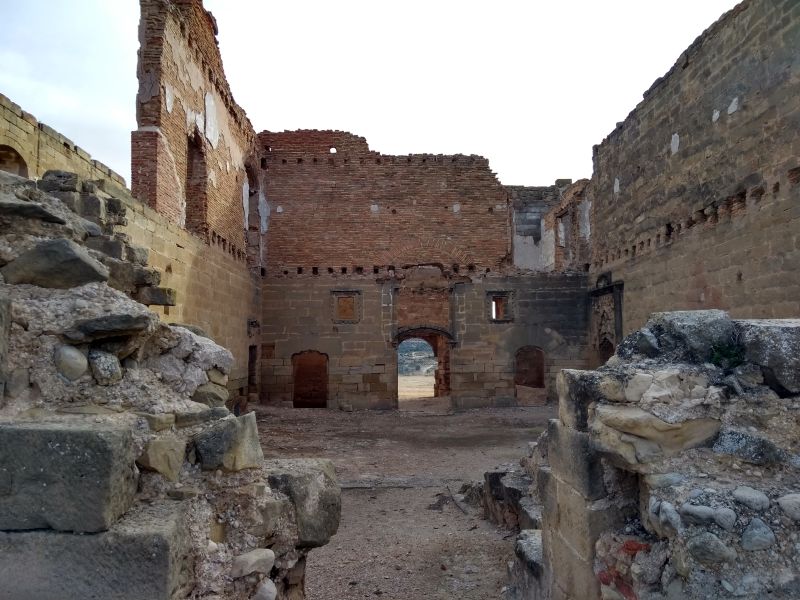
[204,92,220,148]
[557,219,566,247]
[670,133,680,155]
[208,167,217,188]
[165,25,204,92]
[540,228,555,270]
[154,127,186,228]
[242,180,250,227]
[613,177,620,196]
[712,109,721,123]
[727,96,739,115]
[452,203,461,214]
[370,204,380,213]
[185,108,204,135]
[578,199,591,239]
[276,205,284,214]
[259,191,269,234]
[165,85,175,113]
[138,70,158,104]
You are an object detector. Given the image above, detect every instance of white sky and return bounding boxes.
[0,0,735,186]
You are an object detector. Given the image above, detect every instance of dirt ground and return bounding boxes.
[255,403,554,600]
[398,374,435,399]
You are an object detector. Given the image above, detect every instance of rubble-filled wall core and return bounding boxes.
[586,0,800,357]
[132,0,260,268]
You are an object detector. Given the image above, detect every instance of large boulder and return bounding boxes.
[638,310,735,363]
[265,458,341,548]
[0,421,138,532]
[734,319,800,395]
[0,238,109,289]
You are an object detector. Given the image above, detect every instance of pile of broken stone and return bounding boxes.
[0,171,340,600]
[526,310,800,600]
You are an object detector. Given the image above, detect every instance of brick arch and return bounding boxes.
[376,236,473,268]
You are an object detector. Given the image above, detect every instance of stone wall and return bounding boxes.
[258,130,511,274]
[260,271,589,409]
[117,191,259,391]
[0,92,126,188]
[132,0,260,265]
[587,0,800,348]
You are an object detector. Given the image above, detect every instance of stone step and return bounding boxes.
[0,421,137,532]
[483,466,533,529]
[135,285,177,306]
[506,529,548,600]
[0,500,189,600]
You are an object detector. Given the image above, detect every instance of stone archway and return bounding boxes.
[0,145,28,178]
[292,350,328,408]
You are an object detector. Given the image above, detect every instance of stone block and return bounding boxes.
[546,419,607,500]
[137,437,186,482]
[557,369,599,431]
[1,239,109,289]
[735,319,800,394]
[0,421,137,532]
[556,478,632,562]
[136,286,177,306]
[548,529,600,600]
[265,458,341,548]
[0,500,189,600]
[193,412,263,471]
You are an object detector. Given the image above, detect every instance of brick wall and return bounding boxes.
[258,130,511,274]
[132,0,259,265]
[0,93,126,188]
[587,0,800,343]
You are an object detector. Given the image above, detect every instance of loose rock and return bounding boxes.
[741,517,775,551]
[0,238,109,288]
[88,349,123,385]
[54,345,88,380]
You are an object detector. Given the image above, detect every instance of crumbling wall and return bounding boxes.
[588,0,800,343]
[258,130,511,273]
[511,310,800,599]
[0,92,126,188]
[0,170,340,599]
[133,0,258,264]
[118,189,260,392]
[507,183,561,271]
[542,179,591,273]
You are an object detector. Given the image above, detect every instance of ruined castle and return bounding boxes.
[0,0,798,599]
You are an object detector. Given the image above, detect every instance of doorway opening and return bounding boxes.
[397,338,436,400]
[598,338,615,364]
[292,350,328,408]
[514,345,547,405]
[396,327,451,411]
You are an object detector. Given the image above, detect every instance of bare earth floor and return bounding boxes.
[255,404,553,600]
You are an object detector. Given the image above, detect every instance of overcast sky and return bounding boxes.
[0,0,735,186]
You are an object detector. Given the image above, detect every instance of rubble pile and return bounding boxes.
[0,170,341,600]
[505,310,800,599]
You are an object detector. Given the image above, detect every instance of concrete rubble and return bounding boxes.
[481,310,800,600]
[0,170,341,599]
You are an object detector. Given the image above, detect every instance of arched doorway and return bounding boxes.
[292,350,328,408]
[598,338,615,364]
[0,145,28,177]
[395,326,452,409]
[514,346,546,405]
